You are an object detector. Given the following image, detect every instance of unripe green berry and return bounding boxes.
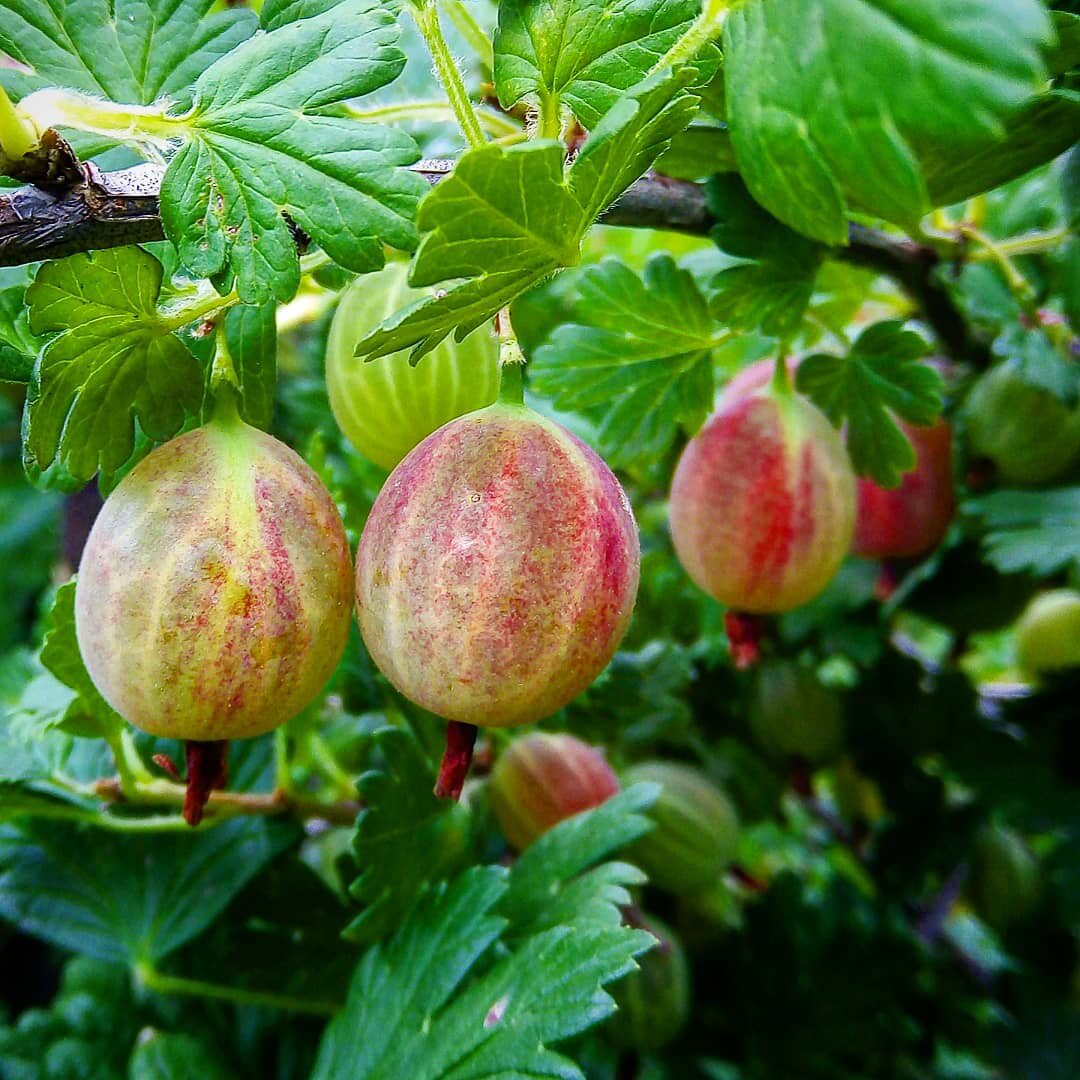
[749,660,845,765]
[1015,589,1080,677]
[967,824,1040,932]
[607,916,690,1052]
[326,261,499,470]
[621,761,740,894]
[963,362,1080,487]
[489,732,620,850]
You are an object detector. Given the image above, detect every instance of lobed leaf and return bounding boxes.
[965,487,1080,578]
[159,0,428,305]
[531,254,718,468]
[797,320,942,486]
[0,0,257,109]
[494,0,705,127]
[23,248,205,486]
[724,0,1053,242]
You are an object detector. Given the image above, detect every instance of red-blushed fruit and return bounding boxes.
[853,418,955,559]
[489,732,620,850]
[75,411,353,743]
[355,402,640,728]
[669,385,856,613]
[621,761,740,894]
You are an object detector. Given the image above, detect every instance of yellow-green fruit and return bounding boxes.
[1015,589,1080,676]
[622,761,740,894]
[607,916,690,1052]
[75,412,354,741]
[325,261,500,470]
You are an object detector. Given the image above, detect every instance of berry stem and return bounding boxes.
[183,740,230,827]
[434,721,479,800]
[724,610,765,669]
[412,0,486,151]
[442,0,494,70]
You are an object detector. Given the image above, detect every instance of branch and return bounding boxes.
[0,158,988,365]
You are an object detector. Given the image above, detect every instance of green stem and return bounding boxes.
[498,361,525,406]
[443,0,494,70]
[771,349,793,395]
[305,733,358,800]
[537,90,563,141]
[652,0,729,72]
[973,228,1069,260]
[16,88,179,148]
[160,286,240,334]
[0,83,35,162]
[495,307,526,405]
[274,728,293,796]
[102,728,150,797]
[135,963,341,1017]
[210,322,241,396]
[962,226,1037,306]
[412,1,486,150]
[346,100,522,139]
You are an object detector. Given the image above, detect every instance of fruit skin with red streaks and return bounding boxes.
[669,383,856,613]
[489,732,620,850]
[621,761,740,894]
[853,418,955,560]
[355,402,640,728]
[75,411,353,741]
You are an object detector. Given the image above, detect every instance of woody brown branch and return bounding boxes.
[0,157,988,367]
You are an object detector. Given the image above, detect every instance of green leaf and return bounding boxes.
[344,726,470,945]
[159,0,427,305]
[924,91,1080,207]
[494,0,704,127]
[724,0,1053,242]
[964,487,1080,577]
[39,581,123,740]
[315,792,654,1080]
[356,68,699,359]
[23,248,205,486]
[705,174,825,337]
[531,254,717,468]
[796,321,942,486]
[0,0,257,108]
[0,817,294,964]
[0,286,40,384]
[500,784,656,937]
[127,1032,234,1080]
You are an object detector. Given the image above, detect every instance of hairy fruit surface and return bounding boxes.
[75,414,353,741]
[355,403,640,727]
[490,732,620,850]
[326,262,500,471]
[853,418,955,559]
[622,761,740,894]
[669,386,856,613]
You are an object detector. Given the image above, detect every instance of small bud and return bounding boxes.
[607,915,690,1052]
[622,761,739,894]
[749,660,845,766]
[489,733,620,851]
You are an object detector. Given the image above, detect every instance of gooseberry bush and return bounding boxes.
[0,0,1078,1075]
